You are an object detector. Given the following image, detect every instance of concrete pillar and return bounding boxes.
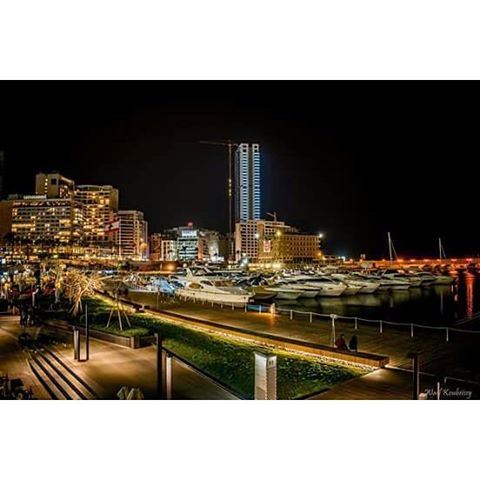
[254,352,277,400]
[73,328,80,361]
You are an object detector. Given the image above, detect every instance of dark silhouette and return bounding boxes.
[335,334,348,350]
[349,335,358,352]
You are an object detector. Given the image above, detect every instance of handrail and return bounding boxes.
[161,345,245,400]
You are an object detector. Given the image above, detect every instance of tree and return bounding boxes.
[62,270,104,317]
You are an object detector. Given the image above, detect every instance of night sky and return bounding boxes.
[0,81,478,259]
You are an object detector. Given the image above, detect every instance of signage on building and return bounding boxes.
[263,240,271,253]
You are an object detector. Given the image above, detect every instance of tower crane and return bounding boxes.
[199,140,239,237]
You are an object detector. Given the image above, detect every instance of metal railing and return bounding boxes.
[116,289,480,343]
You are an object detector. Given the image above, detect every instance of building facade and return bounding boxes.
[260,231,321,264]
[235,219,321,264]
[35,172,75,199]
[150,233,177,261]
[235,219,286,261]
[10,195,84,245]
[118,210,148,260]
[234,143,261,223]
[74,184,119,246]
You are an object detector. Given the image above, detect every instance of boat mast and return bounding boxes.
[438,237,447,260]
[388,232,393,262]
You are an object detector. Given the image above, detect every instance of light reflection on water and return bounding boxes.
[275,272,479,326]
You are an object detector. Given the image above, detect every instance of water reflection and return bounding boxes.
[120,271,480,328]
[465,273,475,318]
[274,272,480,327]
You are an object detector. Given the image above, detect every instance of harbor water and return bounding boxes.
[123,271,480,328]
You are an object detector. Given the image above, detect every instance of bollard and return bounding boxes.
[254,352,277,400]
[410,323,414,338]
[354,317,358,330]
[244,303,247,312]
[309,312,313,323]
[437,381,441,400]
[380,320,383,333]
[155,333,162,399]
[407,352,420,400]
[85,303,90,361]
[165,353,173,400]
[330,314,336,347]
[259,305,262,314]
[446,327,449,342]
[290,309,293,320]
[73,328,80,361]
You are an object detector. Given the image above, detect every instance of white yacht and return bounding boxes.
[408,270,454,286]
[352,272,410,291]
[175,270,252,306]
[383,272,423,287]
[262,286,303,300]
[275,280,320,298]
[431,275,455,285]
[330,273,380,294]
[303,276,347,297]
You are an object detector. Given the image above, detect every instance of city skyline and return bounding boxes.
[1,81,479,258]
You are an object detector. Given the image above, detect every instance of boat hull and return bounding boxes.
[265,288,302,300]
[175,288,251,306]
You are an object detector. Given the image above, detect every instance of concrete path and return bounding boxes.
[39,329,237,400]
[0,315,49,399]
[1,314,236,400]
[144,299,480,384]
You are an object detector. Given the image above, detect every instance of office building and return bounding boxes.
[35,172,75,199]
[118,210,148,260]
[235,218,321,264]
[150,233,177,261]
[10,195,84,245]
[235,219,286,261]
[234,143,261,223]
[171,223,225,262]
[75,184,119,246]
[260,230,321,264]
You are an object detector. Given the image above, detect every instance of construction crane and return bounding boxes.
[266,211,278,222]
[199,140,239,237]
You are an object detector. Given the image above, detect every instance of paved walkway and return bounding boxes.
[39,326,237,400]
[1,314,236,400]
[0,315,49,399]
[148,300,480,384]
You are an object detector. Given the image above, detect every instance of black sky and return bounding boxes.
[0,81,478,258]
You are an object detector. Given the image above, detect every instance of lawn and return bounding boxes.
[59,296,366,399]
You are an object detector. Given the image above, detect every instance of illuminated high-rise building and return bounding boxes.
[234,143,261,223]
[74,185,119,246]
[10,195,84,245]
[35,172,75,199]
[117,210,148,260]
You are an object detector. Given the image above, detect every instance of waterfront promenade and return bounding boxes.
[0,315,49,399]
[133,295,480,385]
[0,314,236,400]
